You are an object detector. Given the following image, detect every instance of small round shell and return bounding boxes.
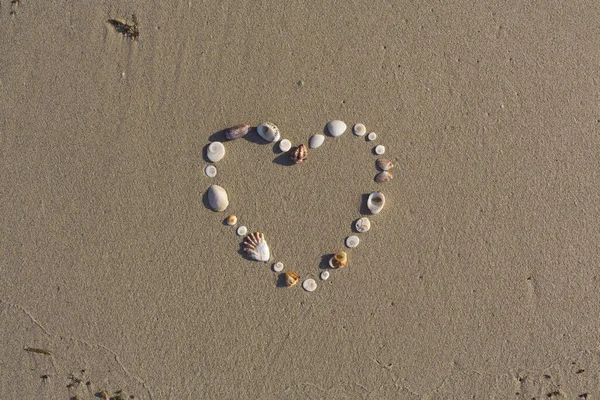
[225,215,237,226]
[367,192,385,214]
[236,225,248,236]
[206,142,226,162]
[375,171,393,183]
[309,134,325,149]
[355,217,371,233]
[375,145,386,155]
[353,123,366,136]
[345,235,360,248]
[204,165,217,178]
[224,124,250,140]
[320,271,330,280]
[376,158,394,171]
[285,272,299,287]
[257,122,281,142]
[273,262,284,272]
[279,139,292,152]
[329,252,348,268]
[326,120,347,137]
[367,132,377,141]
[302,278,317,292]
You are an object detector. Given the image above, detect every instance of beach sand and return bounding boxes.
[2,1,600,398]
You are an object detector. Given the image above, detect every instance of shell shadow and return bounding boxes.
[208,128,228,142]
[242,127,270,145]
[350,219,360,233]
[237,242,255,262]
[202,188,213,211]
[201,144,213,163]
[319,254,333,270]
[276,273,289,288]
[322,124,333,137]
[359,193,371,216]
[272,152,295,166]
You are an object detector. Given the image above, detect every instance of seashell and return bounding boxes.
[375,171,393,183]
[257,122,281,142]
[376,158,394,171]
[224,124,250,140]
[320,271,330,280]
[285,271,299,287]
[345,235,360,248]
[355,217,371,233]
[225,215,237,226]
[279,139,292,152]
[236,225,248,236]
[243,232,271,262]
[353,123,367,136]
[290,144,308,164]
[326,120,347,137]
[309,134,325,149]
[302,278,317,292]
[367,132,377,141]
[273,261,284,272]
[206,142,226,162]
[375,145,386,155]
[204,165,217,178]
[367,192,385,214]
[328,252,348,269]
[207,184,229,212]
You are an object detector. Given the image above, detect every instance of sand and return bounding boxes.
[2,1,600,398]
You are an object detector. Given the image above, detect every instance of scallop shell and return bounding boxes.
[376,158,394,171]
[206,142,226,162]
[328,252,348,269]
[257,122,281,142]
[204,165,217,178]
[367,192,385,214]
[279,139,292,152]
[290,144,308,164]
[375,171,393,183]
[243,232,271,262]
[326,120,347,137]
[224,124,250,140]
[367,132,377,141]
[353,123,367,136]
[375,145,386,155]
[285,272,299,287]
[355,217,371,233]
[236,225,248,236]
[207,184,229,212]
[225,215,237,226]
[320,271,330,280]
[302,278,317,292]
[309,134,325,149]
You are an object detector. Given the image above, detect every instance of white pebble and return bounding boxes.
[273,262,284,272]
[320,271,330,280]
[345,235,360,248]
[236,226,248,236]
[204,165,217,178]
[326,120,347,137]
[206,141,226,162]
[309,134,325,149]
[353,123,366,136]
[367,132,377,141]
[302,278,317,292]
[375,145,386,155]
[279,139,292,152]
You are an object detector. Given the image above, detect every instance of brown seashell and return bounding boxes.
[285,272,300,287]
[376,158,394,171]
[375,171,393,183]
[329,252,348,269]
[224,124,250,140]
[290,144,308,164]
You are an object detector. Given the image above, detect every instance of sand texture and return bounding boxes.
[2,1,600,398]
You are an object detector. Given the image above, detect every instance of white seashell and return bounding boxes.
[273,261,284,272]
[353,123,366,136]
[375,145,386,155]
[236,225,248,236]
[279,139,292,152]
[207,184,229,212]
[206,142,225,162]
[320,271,330,280]
[345,235,360,248]
[309,134,325,149]
[302,278,317,292]
[257,122,281,142]
[243,232,270,262]
[355,217,371,233]
[204,165,217,178]
[367,192,385,214]
[326,120,347,137]
[225,215,237,226]
[367,132,377,141]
